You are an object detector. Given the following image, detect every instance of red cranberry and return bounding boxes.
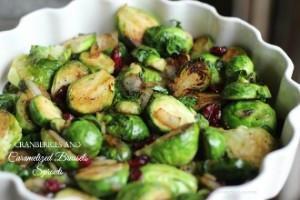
[202,103,222,127]
[44,178,65,193]
[53,85,69,110]
[210,46,227,56]
[111,46,122,75]
[77,154,92,168]
[62,112,74,120]
[129,168,142,181]
[129,155,150,168]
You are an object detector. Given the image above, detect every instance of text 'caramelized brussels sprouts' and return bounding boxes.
[0,3,280,200]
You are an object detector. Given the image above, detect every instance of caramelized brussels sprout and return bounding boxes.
[0,110,22,161]
[67,70,115,114]
[51,60,89,98]
[63,33,96,54]
[222,82,272,100]
[116,182,172,200]
[145,95,197,133]
[131,45,166,71]
[190,35,214,57]
[114,100,141,115]
[116,4,159,47]
[29,95,62,127]
[221,46,246,64]
[223,126,277,167]
[79,51,115,74]
[203,158,257,184]
[168,59,211,97]
[101,135,132,161]
[140,163,198,195]
[75,159,129,197]
[222,100,277,133]
[202,126,227,159]
[28,44,71,62]
[225,54,254,78]
[64,119,103,157]
[143,24,193,56]
[103,113,149,142]
[135,123,199,166]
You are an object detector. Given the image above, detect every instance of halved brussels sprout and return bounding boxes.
[79,51,115,74]
[131,45,166,71]
[225,55,254,78]
[64,119,103,157]
[0,93,19,113]
[202,127,227,159]
[222,82,272,100]
[222,100,277,133]
[143,24,193,56]
[101,135,132,161]
[93,31,119,53]
[145,95,197,133]
[203,158,257,185]
[51,60,90,98]
[190,35,214,58]
[75,159,129,197]
[223,126,277,167]
[168,59,211,97]
[41,128,80,170]
[29,95,62,127]
[116,182,172,200]
[116,4,160,47]
[63,33,96,54]
[0,110,22,161]
[28,44,71,62]
[55,188,98,200]
[221,46,246,64]
[103,113,149,142]
[114,100,141,115]
[142,67,162,83]
[140,163,198,195]
[135,123,199,166]
[67,70,115,114]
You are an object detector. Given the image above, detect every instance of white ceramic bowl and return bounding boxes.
[0,0,299,199]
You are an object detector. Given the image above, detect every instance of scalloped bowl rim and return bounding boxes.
[0,0,299,200]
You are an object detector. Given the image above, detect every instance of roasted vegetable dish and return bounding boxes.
[0,4,280,200]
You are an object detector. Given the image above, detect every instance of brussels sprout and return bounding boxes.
[79,51,115,74]
[63,33,96,54]
[136,123,199,166]
[55,188,98,200]
[41,128,80,170]
[225,55,254,78]
[223,126,277,167]
[0,93,19,113]
[28,44,71,62]
[222,100,277,133]
[115,100,141,115]
[145,95,197,133]
[168,59,211,97]
[64,119,103,158]
[67,70,115,114]
[131,45,166,71]
[75,159,129,197]
[51,60,90,98]
[0,110,22,161]
[202,127,227,159]
[196,113,209,129]
[203,158,257,184]
[190,35,214,57]
[197,53,225,85]
[103,113,149,142]
[116,4,160,47]
[140,163,198,195]
[222,82,272,100]
[29,95,62,127]
[93,31,119,53]
[7,54,63,89]
[116,182,172,200]
[142,67,162,83]
[101,135,132,161]
[143,24,193,56]
[221,46,246,64]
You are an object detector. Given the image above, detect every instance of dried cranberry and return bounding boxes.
[202,103,222,127]
[111,46,122,75]
[62,112,74,120]
[53,85,69,110]
[44,178,65,193]
[77,154,92,168]
[210,46,227,56]
[129,155,150,168]
[129,168,142,181]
